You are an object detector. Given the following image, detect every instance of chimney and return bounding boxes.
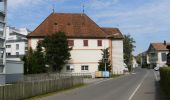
[164,40,166,45]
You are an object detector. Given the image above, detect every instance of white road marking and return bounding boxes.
[128,71,148,100]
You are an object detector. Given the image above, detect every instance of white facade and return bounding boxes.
[148,47,168,68]
[29,38,124,74]
[5,26,30,61]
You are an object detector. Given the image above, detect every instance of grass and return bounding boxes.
[25,84,85,100]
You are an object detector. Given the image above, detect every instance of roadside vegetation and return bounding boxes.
[159,67,170,100]
[123,34,136,72]
[23,32,71,74]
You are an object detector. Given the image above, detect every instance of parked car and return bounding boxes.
[123,63,129,72]
[154,66,159,71]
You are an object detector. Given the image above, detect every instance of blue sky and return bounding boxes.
[7,0,170,55]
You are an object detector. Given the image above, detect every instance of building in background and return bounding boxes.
[0,1,24,85]
[147,41,170,68]
[5,26,30,61]
[0,0,7,84]
[27,13,124,75]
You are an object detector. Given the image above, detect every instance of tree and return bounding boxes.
[33,42,46,73]
[98,48,111,72]
[42,32,71,72]
[136,55,141,65]
[123,34,136,72]
[22,42,46,74]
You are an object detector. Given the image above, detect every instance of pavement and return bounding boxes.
[42,68,164,100]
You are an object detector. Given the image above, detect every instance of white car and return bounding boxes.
[154,66,159,71]
[123,63,128,72]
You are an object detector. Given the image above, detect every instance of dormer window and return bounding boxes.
[54,22,58,25]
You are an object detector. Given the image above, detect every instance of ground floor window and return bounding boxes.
[81,65,89,71]
[66,65,74,71]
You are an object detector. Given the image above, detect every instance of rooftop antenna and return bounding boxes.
[82,0,85,15]
[52,3,55,13]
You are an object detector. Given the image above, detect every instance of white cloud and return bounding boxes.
[86,0,119,9]
[8,0,46,9]
[91,0,170,34]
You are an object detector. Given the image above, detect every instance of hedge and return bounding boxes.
[160,67,170,100]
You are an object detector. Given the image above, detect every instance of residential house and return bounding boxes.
[147,42,170,68]
[27,13,124,75]
[5,26,30,61]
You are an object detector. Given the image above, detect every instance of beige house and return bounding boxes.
[27,13,124,75]
[147,42,170,68]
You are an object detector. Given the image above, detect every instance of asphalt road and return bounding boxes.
[42,68,164,100]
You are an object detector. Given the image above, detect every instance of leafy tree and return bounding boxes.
[136,55,141,65]
[98,48,111,72]
[33,42,46,73]
[42,32,71,72]
[123,34,136,72]
[22,43,46,74]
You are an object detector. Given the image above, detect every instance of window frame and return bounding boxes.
[16,44,19,50]
[161,53,167,62]
[97,40,102,46]
[81,65,89,71]
[83,40,88,46]
[68,40,74,46]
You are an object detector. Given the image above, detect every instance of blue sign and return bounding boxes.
[102,71,110,78]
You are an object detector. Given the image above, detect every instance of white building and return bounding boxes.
[147,42,170,68]
[27,13,124,75]
[5,26,30,61]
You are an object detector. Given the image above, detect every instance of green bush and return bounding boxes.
[160,67,170,100]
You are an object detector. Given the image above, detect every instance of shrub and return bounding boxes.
[160,67,170,100]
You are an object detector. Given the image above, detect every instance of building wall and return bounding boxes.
[111,40,124,74]
[6,42,26,55]
[5,26,29,61]
[29,38,124,74]
[157,51,168,67]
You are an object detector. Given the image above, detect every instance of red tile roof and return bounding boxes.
[27,13,123,39]
[150,42,170,51]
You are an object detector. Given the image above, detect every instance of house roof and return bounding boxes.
[149,42,170,51]
[101,27,123,39]
[27,13,123,39]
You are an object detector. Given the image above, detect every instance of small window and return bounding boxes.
[68,40,74,46]
[6,53,11,56]
[16,52,19,56]
[81,65,89,71]
[161,53,167,61]
[83,40,88,46]
[66,65,74,71]
[16,44,19,50]
[6,45,11,48]
[97,40,102,46]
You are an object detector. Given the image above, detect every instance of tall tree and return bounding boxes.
[98,48,111,72]
[33,42,46,73]
[42,32,71,72]
[123,34,136,72]
[22,43,46,74]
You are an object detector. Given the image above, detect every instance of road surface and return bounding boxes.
[42,68,164,100]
